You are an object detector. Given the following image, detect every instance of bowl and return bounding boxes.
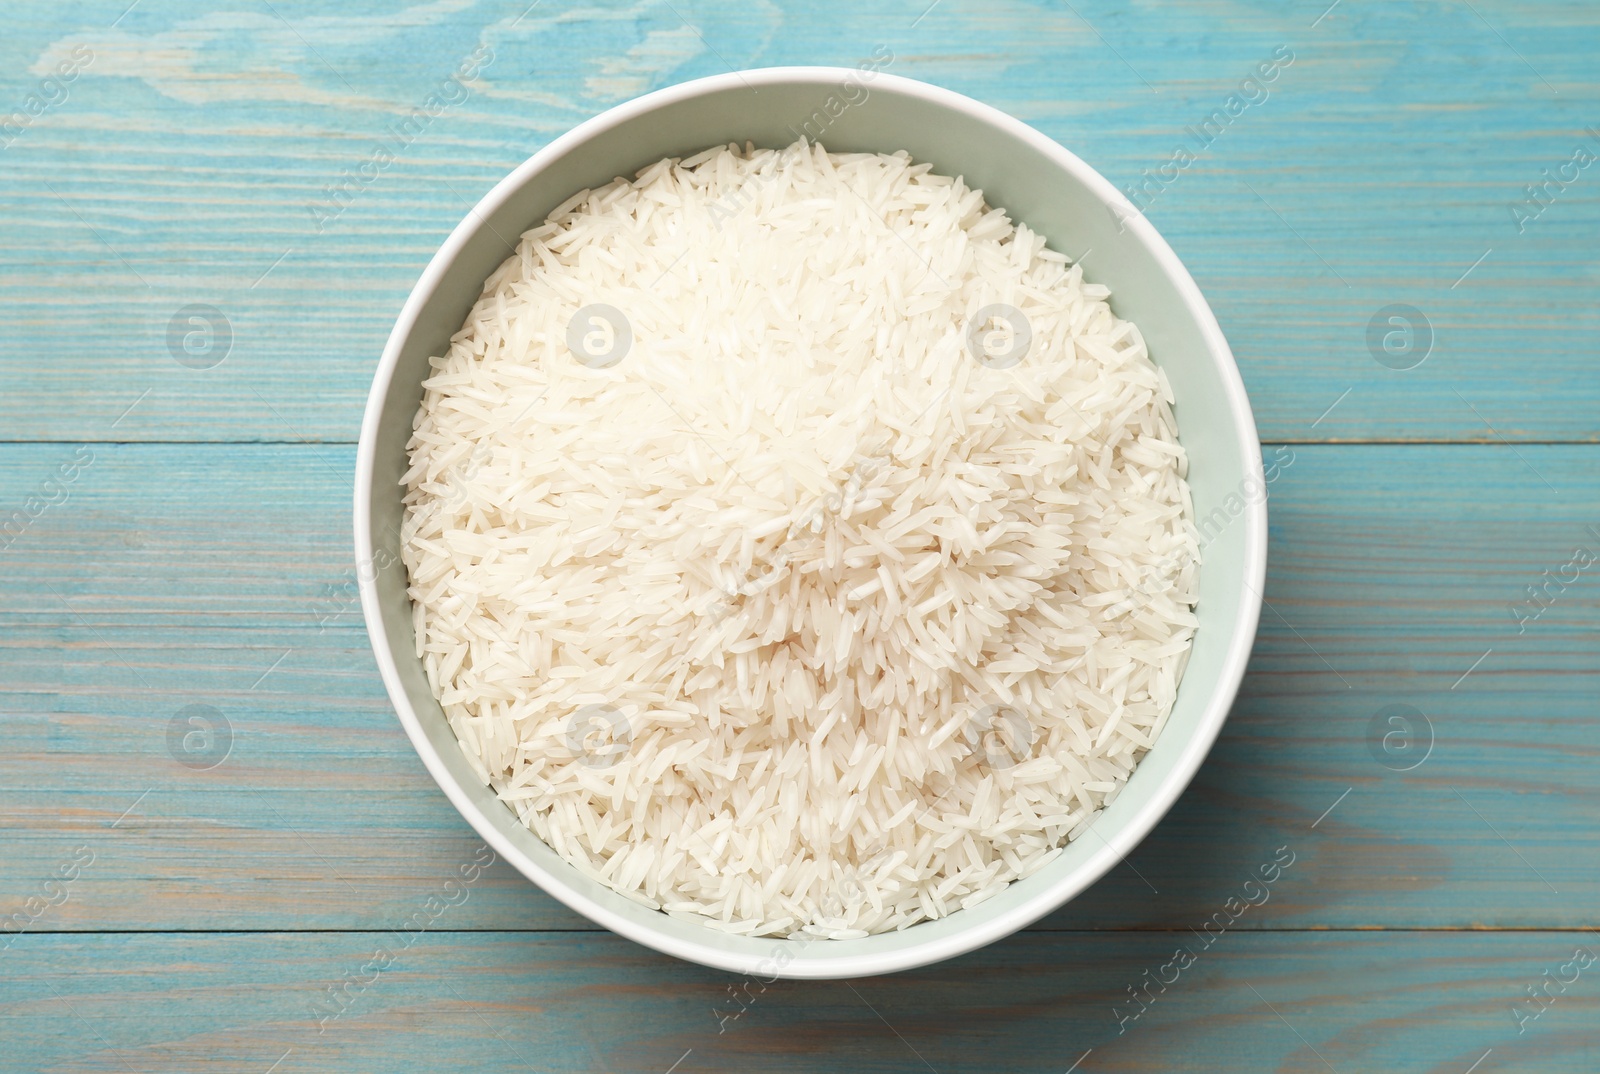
[356,66,1266,979]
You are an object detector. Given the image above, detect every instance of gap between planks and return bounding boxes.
[1,439,1598,447]
[11,926,1600,936]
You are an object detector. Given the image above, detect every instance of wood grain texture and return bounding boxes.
[4,931,1599,1072]
[2,443,1594,932]
[3,1,1598,1070]
[0,1,1597,443]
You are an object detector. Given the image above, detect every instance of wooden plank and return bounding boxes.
[3,931,1597,1072]
[1,442,1595,931]
[6,1,1598,1066]
[0,2,1596,443]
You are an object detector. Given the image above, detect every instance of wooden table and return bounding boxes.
[4,1,1596,1070]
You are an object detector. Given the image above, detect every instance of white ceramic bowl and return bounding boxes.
[356,67,1266,979]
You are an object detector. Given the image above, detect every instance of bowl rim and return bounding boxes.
[356,65,1267,979]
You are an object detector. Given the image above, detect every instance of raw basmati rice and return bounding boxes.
[400,140,1199,938]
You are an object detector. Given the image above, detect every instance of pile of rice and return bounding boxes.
[401,140,1199,938]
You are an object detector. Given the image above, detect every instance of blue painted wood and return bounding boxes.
[2,1,1598,1071]
[3,931,1598,1072]
[0,1,1596,442]
[1,443,1595,933]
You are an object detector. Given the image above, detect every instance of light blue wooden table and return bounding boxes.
[3,1,1597,1070]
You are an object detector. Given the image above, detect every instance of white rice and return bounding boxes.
[400,140,1199,938]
